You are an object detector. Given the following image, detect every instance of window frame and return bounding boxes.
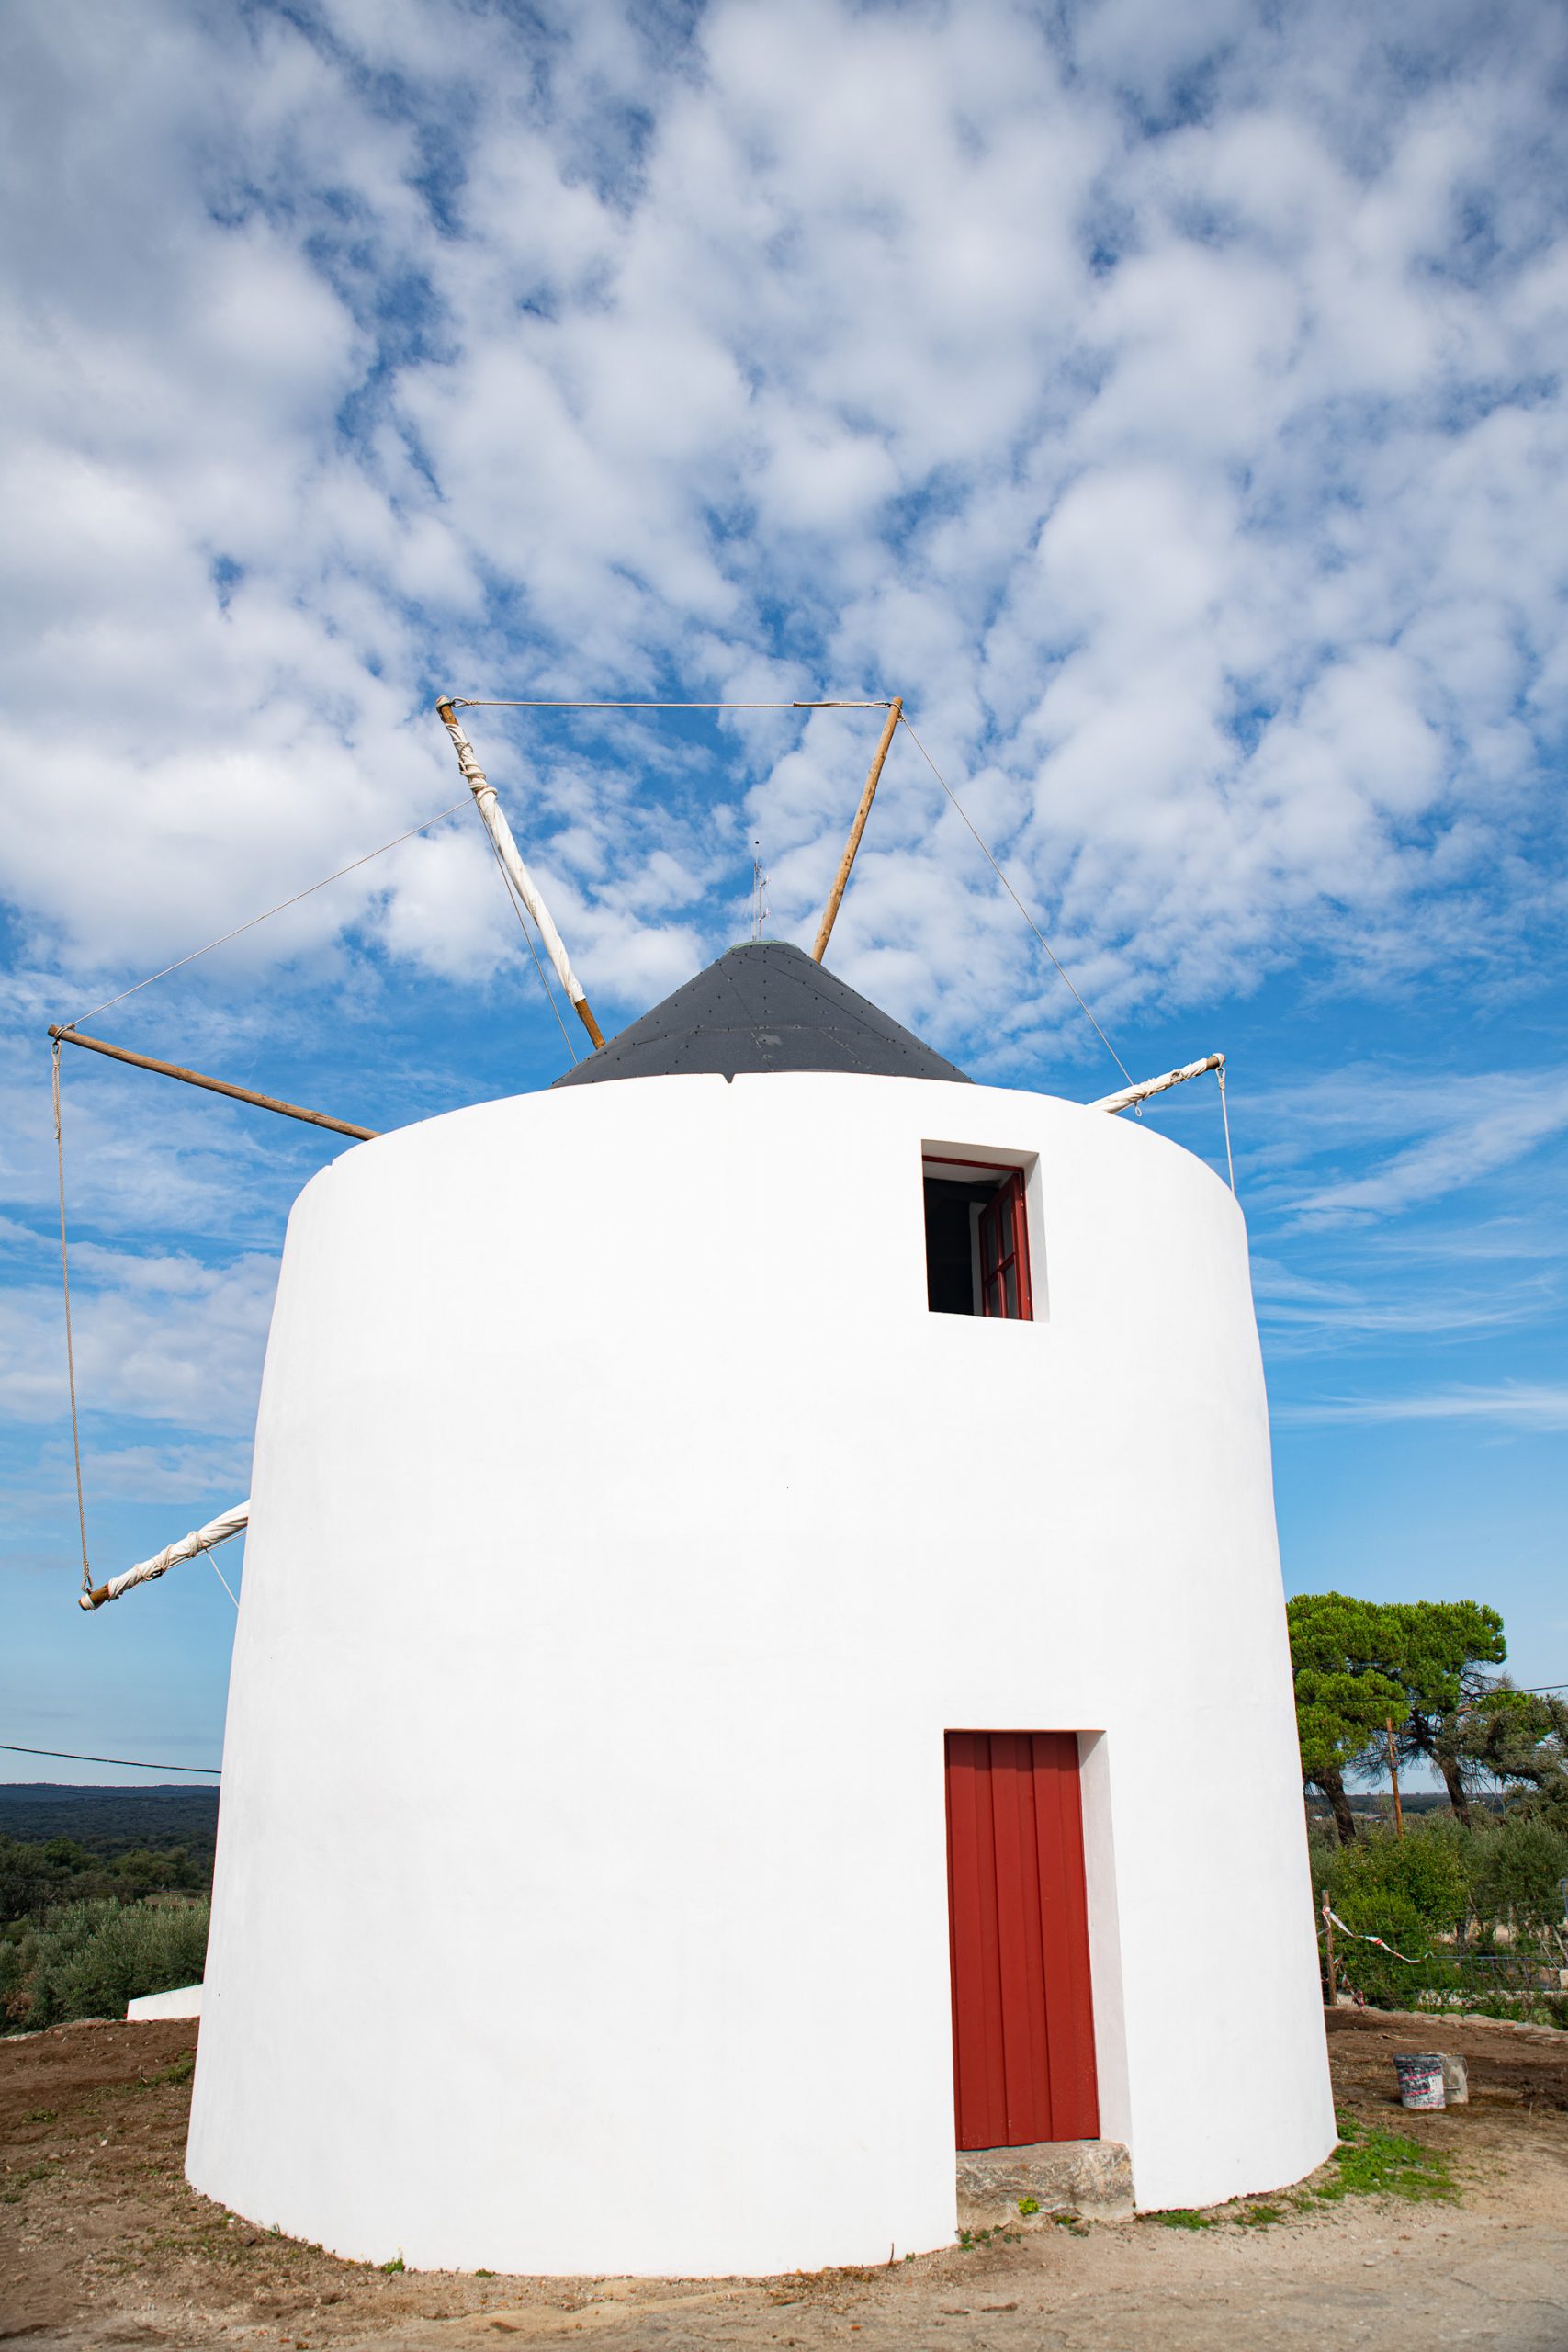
[922,1152,1036,1324]
[976,1167,1032,1321]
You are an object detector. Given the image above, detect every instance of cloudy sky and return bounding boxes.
[3,0,1565,1781]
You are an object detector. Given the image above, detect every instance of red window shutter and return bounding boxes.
[976,1171,1032,1320]
[944,1732,1100,2149]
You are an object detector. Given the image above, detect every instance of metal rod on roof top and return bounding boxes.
[810,697,903,964]
[435,697,605,1049]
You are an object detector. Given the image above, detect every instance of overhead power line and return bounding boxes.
[0,1740,221,1777]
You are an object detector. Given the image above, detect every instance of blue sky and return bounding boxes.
[2,0,1565,1783]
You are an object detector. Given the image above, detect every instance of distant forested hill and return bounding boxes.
[0,1783,220,1861]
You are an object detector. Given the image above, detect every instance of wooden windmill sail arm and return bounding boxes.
[435,699,604,1048]
[1089,1054,1224,1114]
[811,698,902,964]
[48,1028,378,1138]
[80,1501,250,1610]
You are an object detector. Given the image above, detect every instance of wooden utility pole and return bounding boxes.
[811,698,902,963]
[48,1028,378,1140]
[1384,1717,1405,1838]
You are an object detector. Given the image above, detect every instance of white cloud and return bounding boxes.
[0,1251,277,1432]
[39,1438,254,1506]
[1260,1069,1568,1224]
[0,0,1563,1054]
[1250,1254,1553,1347]
[6,0,1565,1767]
[1279,1383,1568,1430]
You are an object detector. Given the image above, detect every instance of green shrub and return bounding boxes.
[0,1897,209,2030]
[1329,1826,1470,1929]
[1467,1816,1568,1928]
[1315,1822,1471,2006]
[1312,1806,1568,2011]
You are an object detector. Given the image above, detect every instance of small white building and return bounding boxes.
[186,942,1334,2276]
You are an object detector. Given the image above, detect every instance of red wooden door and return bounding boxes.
[944,1731,1100,2149]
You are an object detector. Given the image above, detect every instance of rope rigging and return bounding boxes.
[51,1043,92,1598]
[454,692,1135,1089]
[894,715,1134,1090]
[48,793,473,1612]
[63,797,470,1035]
[52,684,1230,1629]
[450,697,897,711]
[479,823,579,1062]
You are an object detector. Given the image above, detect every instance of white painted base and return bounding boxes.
[129,1983,203,2021]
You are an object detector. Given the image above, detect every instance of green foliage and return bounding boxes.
[1286,1591,1559,1844]
[1467,1814,1568,1926]
[1461,1687,1568,1804]
[1159,2118,1458,2232]
[1385,1600,1506,1716]
[1311,1806,1568,2011]
[0,1896,209,2030]
[0,1837,56,1928]
[1287,1593,1405,1791]
[1313,2116,1455,2206]
[2,2161,51,2205]
[1311,1804,1567,1939]
[1016,2196,1040,2215]
[0,1831,208,1929]
[0,1810,215,2030]
[0,1784,218,1861]
[139,2051,197,2087]
[1329,1823,1470,1929]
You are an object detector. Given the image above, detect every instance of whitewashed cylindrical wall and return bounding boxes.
[186,1071,1334,2275]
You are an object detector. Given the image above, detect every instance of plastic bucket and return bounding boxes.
[1393,2053,1446,2110]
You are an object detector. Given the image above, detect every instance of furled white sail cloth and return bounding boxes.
[80,1501,249,1610]
[1089,1054,1224,1114]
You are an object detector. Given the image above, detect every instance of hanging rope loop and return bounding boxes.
[1217,1064,1235,1194]
[51,1040,92,1595]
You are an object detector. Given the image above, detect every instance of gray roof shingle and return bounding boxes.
[551,941,970,1088]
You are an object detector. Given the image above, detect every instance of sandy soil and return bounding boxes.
[2,2008,1565,2351]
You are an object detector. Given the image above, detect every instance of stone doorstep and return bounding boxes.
[956,2139,1135,2227]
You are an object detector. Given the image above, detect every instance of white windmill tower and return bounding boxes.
[71,697,1333,2274]
[181,989,1330,2271]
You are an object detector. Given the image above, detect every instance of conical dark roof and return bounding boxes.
[551,941,970,1088]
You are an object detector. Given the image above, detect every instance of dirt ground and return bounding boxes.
[3,2009,1566,2352]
